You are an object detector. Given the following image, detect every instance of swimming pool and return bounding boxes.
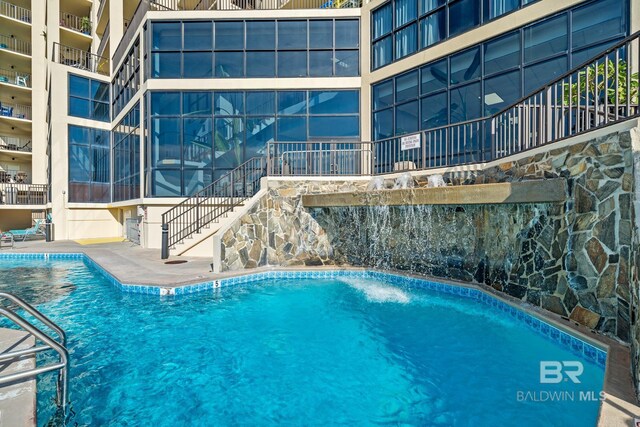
[0,255,605,426]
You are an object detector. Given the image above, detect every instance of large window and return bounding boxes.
[112,38,141,118]
[113,103,141,202]
[68,75,110,122]
[68,125,110,203]
[372,0,539,69]
[149,19,359,78]
[372,0,628,138]
[147,90,360,197]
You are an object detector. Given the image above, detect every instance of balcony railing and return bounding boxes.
[0,102,31,120]
[53,43,109,76]
[0,34,31,56]
[97,21,110,58]
[269,31,640,177]
[0,135,30,152]
[0,0,31,23]
[150,0,360,9]
[0,67,30,87]
[59,11,92,35]
[0,183,48,205]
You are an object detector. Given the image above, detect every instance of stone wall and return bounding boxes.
[219,128,637,344]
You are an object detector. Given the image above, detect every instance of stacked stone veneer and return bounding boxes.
[219,128,638,344]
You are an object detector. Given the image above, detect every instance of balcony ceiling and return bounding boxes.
[0,49,31,70]
[60,0,92,17]
[0,118,31,135]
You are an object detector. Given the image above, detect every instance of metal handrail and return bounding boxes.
[0,298,68,410]
[161,156,266,258]
[53,42,109,76]
[0,292,66,346]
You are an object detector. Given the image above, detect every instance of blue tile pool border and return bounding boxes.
[0,252,608,368]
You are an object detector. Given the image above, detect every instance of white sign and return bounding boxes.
[400,133,421,151]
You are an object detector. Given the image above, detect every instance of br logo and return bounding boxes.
[540,361,584,384]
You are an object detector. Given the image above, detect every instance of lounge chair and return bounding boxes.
[0,232,13,249]
[9,219,44,241]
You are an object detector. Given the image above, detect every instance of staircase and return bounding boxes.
[161,157,266,258]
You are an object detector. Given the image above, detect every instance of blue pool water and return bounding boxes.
[0,258,605,426]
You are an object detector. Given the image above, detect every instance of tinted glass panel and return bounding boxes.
[151,52,181,78]
[450,47,481,85]
[278,21,307,49]
[246,21,275,50]
[246,92,275,115]
[335,50,359,76]
[483,0,519,21]
[183,52,212,78]
[396,70,418,102]
[246,51,275,77]
[183,92,212,116]
[373,109,394,140]
[91,80,109,102]
[420,60,447,94]
[151,92,181,116]
[215,21,244,50]
[151,118,181,164]
[277,117,307,141]
[420,10,445,49]
[572,0,625,49]
[153,169,181,196]
[184,21,212,50]
[421,91,447,128]
[483,70,520,115]
[524,14,568,63]
[484,32,520,75]
[69,75,89,98]
[309,51,333,77]
[309,91,359,114]
[69,98,90,118]
[278,92,306,115]
[278,51,307,77]
[395,101,419,135]
[395,23,417,59]
[450,82,481,123]
[335,20,359,49]
[395,0,417,27]
[214,118,244,169]
[215,92,244,116]
[183,118,213,165]
[215,52,243,77]
[309,20,333,49]
[449,0,479,36]
[309,116,359,137]
[373,80,394,110]
[373,37,393,69]
[523,56,567,93]
[153,22,181,50]
[246,117,274,158]
[421,0,444,15]
[373,3,392,39]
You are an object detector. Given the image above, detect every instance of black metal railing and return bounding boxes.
[161,157,266,258]
[53,43,109,76]
[0,184,48,205]
[267,31,640,177]
[150,0,360,10]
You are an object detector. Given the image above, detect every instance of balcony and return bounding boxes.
[0,68,30,88]
[0,0,31,24]
[0,33,30,56]
[96,21,110,58]
[0,102,30,120]
[0,135,30,152]
[59,11,92,36]
[0,183,48,206]
[149,0,360,9]
[53,43,110,76]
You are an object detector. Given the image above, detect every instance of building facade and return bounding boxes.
[0,0,637,249]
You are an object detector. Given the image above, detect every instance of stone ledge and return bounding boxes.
[301,179,567,207]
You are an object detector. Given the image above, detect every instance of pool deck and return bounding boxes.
[0,329,36,427]
[2,240,640,425]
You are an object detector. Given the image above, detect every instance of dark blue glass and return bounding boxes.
[421,91,447,128]
[246,92,275,115]
[449,0,480,36]
[309,51,333,77]
[395,101,419,135]
[524,14,568,63]
[183,52,213,78]
[420,0,444,15]
[373,37,393,69]
[372,3,392,39]
[152,22,181,50]
[184,21,212,50]
[395,0,417,27]
[483,0,519,21]
[483,70,520,115]
[246,117,275,158]
[395,23,417,60]
[277,51,307,77]
[419,9,445,48]
[183,92,212,116]
[277,117,307,141]
[151,92,181,116]
[69,75,89,98]
[278,21,307,49]
[69,145,91,182]
[449,81,481,123]
[151,52,181,78]
[246,21,275,50]
[278,92,306,115]
[309,20,333,49]
[215,21,244,50]
[523,56,567,93]
[183,118,213,165]
[183,169,209,196]
[335,50,359,76]
[215,92,244,116]
[309,91,359,114]
[214,117,244,168]
[450,47,481,85]
[246,51,275,77]
[151,118,182,165]
[373,80,394,110]
[309,116,359,137]
[571,0,625,49]
[152,169,181,196]
[484,31,520,76]
[91,80,109,102]
[396,70,419,103]
[373,109,393,140]
[215,52,243,77]
[69,98,90,119]
[92,102,109,122]
[420,59,447,94]
[335,20,359,49]
[69,124,90,145]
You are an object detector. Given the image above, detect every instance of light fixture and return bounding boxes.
[484,92,504,105]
